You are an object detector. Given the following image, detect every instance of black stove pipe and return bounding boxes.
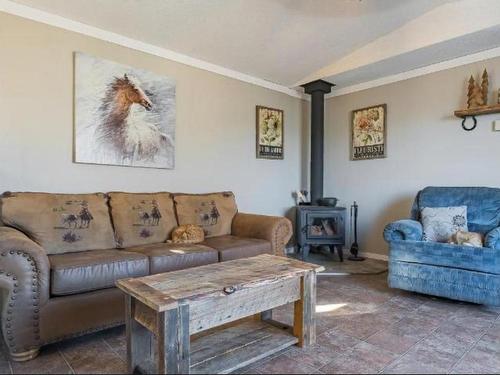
[301,80,334,205]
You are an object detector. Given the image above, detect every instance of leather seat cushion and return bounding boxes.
[49,249,149,296]
[201,235,272,261]
[126,243,219,274]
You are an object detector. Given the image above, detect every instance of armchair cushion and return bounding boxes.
[384,220,423,242]
[485,227,500,250]
[49,249,149,296]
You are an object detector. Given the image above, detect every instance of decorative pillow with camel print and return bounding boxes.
[108,192,177,248]
[0,192,115,255]
[173,192,238,238]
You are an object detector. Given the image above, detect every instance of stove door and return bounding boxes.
[306,213,344,240]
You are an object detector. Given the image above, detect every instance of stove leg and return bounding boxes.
[302,245,310,260]
[336,246,344,262]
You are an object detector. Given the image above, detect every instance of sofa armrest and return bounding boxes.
[231,213,293,256]
[0,227,49,359]
[485,227,500,250]
[384,219,423,242]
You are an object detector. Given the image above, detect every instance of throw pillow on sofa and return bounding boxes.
[0,192,115,254]
[108,192,177,248]
[421,206,468,242]
[173,192,237,238]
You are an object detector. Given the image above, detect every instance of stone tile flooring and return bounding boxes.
[1,271,500,374]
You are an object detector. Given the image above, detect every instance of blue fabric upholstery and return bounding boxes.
[385,186,500,306]
[410,186,500,234]
[389,261,500,306]
[384,220,423,242]
[485,227,500,250]
[390,240,500,275]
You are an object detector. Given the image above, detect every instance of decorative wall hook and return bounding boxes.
[461,116,477,131]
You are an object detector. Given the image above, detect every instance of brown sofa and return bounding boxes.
[0,191,292,361]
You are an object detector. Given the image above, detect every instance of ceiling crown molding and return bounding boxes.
[0,0,305,99]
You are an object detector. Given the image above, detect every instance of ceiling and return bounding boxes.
[7,0,500,94]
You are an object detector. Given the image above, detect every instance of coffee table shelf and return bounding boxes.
[190,320,297,374]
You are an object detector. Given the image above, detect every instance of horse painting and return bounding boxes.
[75,52,175,169]
[97,74,172,163]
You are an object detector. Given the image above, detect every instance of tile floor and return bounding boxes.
[1,270,499,374]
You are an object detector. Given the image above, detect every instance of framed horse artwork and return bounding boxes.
[74,52,176,169]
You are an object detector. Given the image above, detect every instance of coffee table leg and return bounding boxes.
[126,296,155,374]
[293,271,317,347]
[158,305,191,374]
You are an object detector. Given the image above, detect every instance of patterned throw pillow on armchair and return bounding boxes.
[421,206,468,242]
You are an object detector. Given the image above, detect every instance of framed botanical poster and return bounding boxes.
[256,105,284,159]
[351,104,387,160]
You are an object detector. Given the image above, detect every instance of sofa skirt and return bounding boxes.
[389,261,500,306]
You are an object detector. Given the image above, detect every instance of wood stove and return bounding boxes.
[296,205,346,261]
[297,79,346,261]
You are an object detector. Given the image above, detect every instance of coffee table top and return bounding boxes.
[116,254,324,312]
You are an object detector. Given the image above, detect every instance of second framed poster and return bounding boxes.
[256,105,284,159]
[351,104,386,161]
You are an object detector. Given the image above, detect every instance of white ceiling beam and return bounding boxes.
[296,0,500,87]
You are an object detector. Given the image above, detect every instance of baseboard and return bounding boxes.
[362,252,389,262]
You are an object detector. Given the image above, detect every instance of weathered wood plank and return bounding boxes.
[134,299,158,334]
[158,304,191,374]
[190,321,297,374]
[293,270,317,347]
[116,254,324,312]
[189,277,299,334]
[125,296,156,374]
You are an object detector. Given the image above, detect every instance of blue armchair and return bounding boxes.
[384,187,500,306]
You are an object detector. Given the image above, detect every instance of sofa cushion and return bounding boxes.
[173,192,237,238]
[126,243,219,274]
[390,240,500,275]
[108,192,177,248]
[201,235,272,261]
[49,249,149,296]
[1,192,115,254]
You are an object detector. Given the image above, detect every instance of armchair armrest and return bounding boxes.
[485,227,500,250]
[384,219,423,242]
[231,213,293,256]
[0,227,49,360]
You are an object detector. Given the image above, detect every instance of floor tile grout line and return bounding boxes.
[447,315,499,375]
[376,317,444,374]
[57,345,76,375]
[100,337,126,365]
[316,297,417,373]
[367,300,450,374]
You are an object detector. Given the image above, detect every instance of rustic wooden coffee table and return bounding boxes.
[116,254,324,374]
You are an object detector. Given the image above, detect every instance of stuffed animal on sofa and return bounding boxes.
[169,224,205,244]
[448,230,483,247]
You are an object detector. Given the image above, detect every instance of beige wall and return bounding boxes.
[325,56,500,256]
[0,13,304,217]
